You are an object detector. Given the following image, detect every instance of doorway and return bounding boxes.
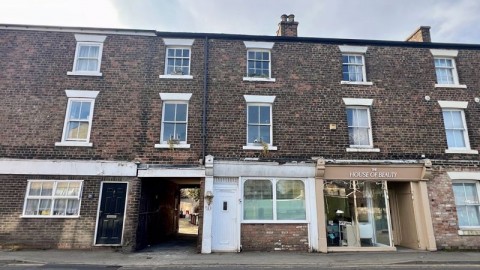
[136,178,200,252]
[95,182,128,245]
[388,182,419,249]
[211,182,239,252]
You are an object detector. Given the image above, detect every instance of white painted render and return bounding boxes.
[0,158,137,176]
[137,167,205,177]
[213,160,315,178]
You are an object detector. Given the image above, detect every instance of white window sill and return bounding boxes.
[243,77,276,82]
[21,215,80,219]
[242,220,308,224]
[341,81,373,86]
[155,143,191,149]
[445,149,478,154]
[458,229,480,236]
[67,71,102,77]
[243,145,278,151]
[55,141,93,147]
[346,147,380,152]
[435,84,467,89]
[159,75,193,79]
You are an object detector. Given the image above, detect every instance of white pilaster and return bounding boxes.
[201,155,214,253]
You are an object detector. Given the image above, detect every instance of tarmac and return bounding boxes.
[1,220,479,268]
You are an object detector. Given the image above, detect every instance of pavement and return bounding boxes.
[1,221,479,268]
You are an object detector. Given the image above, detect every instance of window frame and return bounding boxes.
[434,57,458,85]
[342,54,367,83]
[452,180,480,229]
[155,93,192,149]
[160,101,189,144]
[430,49,466,88]
[339,45,372,85]
[159,38,194,79]
[55,90,99,147]
[346,106,374,148]
[438,100,477,154]
[163,46,191,76]
[246,49,272,79]
[243,41,275,82]
[22,180,83,218]
[241,178,308,223]
[243,95,277,151]
[246,103,273,145]
[67,34,106,76]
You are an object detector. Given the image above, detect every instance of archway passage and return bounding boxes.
[136,178,201,252]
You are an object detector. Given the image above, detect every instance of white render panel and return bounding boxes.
[213,161,315,178]
[339,45,368,53]
[430,49,459,57]
[0,159,136,176]
[438,100,468,109]
[65,90,100,98]
[342,98,374,106]
[74,34,107,42]
[138,167,205,177]
[243,41,274,49]
[447,172,480,180]
[162,38,194,46]
[159,93,193,101]
[243,95,276,104]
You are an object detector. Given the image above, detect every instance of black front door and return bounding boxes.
[96,182,127,245]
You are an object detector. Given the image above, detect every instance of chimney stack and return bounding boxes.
[276,14,299,37]
[406,26,431,42]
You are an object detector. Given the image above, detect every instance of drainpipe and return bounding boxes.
[201,35,209,163]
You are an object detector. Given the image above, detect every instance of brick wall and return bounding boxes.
[206,39,480,161]
[0,29,204,165]
[0,174,138,250]
[241,224,308,251]
[428,166,480,250]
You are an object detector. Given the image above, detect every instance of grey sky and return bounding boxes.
[1,0,479,44]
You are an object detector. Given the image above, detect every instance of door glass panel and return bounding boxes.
[324,180,392,248]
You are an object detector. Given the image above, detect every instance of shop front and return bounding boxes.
[315,159,437,252]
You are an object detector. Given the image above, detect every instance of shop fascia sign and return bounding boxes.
[349,168,398,179]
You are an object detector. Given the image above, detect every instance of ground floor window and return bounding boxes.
[452,181,480,228]
[23,180,83,217]
[324,180,391,247]
[243,179,306,221]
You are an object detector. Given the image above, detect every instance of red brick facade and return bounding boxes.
[1,21,480,252]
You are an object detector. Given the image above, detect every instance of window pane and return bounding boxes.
[259,126,271,143]
[248,106,259,124]
[53,199,67,215]
[88,46,99,58]
[164,104,176,121]
[244,180,273,220]
[25,199,39,215]
[55,182,68,196]
[176,104,187,121]
[182,49,190,57]
[163,123,175,141]
[68,182,81,196]
[453,184,466,205]
[349,127,370,145]
[446,130,465,148]
[66,200,80,215]
[86,59,98,71]
[464,184,478,203]
[78,45,89,57]
[356,109,369,127]
[40,182,53,196]
[466,206,480,226]
[67,121,89,140]
[167,49,174,57]
[175,49,182,57]
[29,182,42,196]
[76,59,89,71]
[69,101,82,119]
[39,199,52,215]
[248,51,255,59]
[259,106,270,124]
[176,123,187,141]
[457,206,469,226]
[276,180,306,220]
[79,102,91,120]
[248,125,259,143]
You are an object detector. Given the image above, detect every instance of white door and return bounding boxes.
[211,186,238,252]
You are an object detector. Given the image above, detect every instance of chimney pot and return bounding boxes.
[276,14,299,37]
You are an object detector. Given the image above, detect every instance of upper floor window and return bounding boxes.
[67,34,106,76]
[339,46,372,85]
[438,101,477,154]
[55,90,99,147]
[243,95,277,151]
[243,179,306,221]
[155,93,192,149]
[23,180,83,218]
[343,98,379,152]
[160,39,194,79]
[430,49,466,88]
[452,181,480,228]
[243,41,275,82]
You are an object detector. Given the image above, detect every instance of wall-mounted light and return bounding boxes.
[205,191,214,210]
